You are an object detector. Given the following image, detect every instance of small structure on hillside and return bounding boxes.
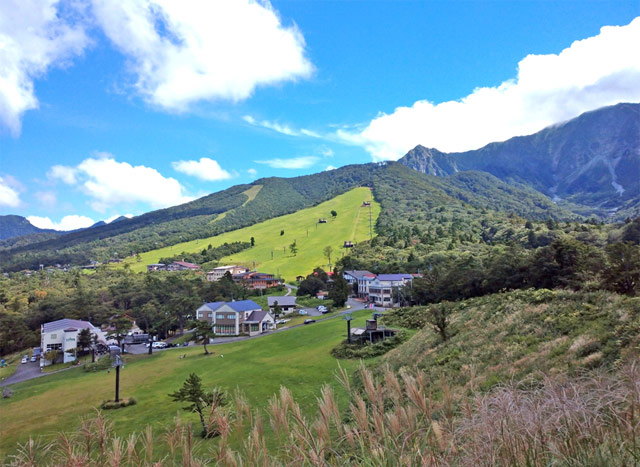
[350,315,396,345]
[318,218,327,224]
[343,241,354,248]
[362,201,371,207]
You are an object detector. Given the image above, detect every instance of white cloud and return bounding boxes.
[320,147,334,158]
[48,165,78,184]
[0,176,21,207]
[341,18,640,160]
[324,165,336,171]
[92,0,313,111]
[35,191,57,207]
[172,157,233,181]
[27,214,95,231]
[243,115,320,138]
[255,156,319,169]
[247,168,258,178]
[76,156,193,211]
[0,0,89,134]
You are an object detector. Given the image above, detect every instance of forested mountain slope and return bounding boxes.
[400,103,640,219]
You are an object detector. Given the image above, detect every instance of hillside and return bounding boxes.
[382,288,640,393]
[400,103,640,220]
[0,309,372,458]
[120,187,380,279]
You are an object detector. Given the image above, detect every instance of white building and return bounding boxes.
[368,274,414,307]
[40,319,106,367]
[344,270,376,298]
[196,300,275,337]
[206,265,250,282]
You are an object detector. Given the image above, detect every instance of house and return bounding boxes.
[268,296,296,314]
[296,275,305,282]
[206,265,250,282]
[196,300,274,337]
[168,261,201,271]
[367,274,414,307]
[343,241,354,248]
[344,270,376,298]
[147,263,166,272]
[232,271,281,289]
[40,319,106,367]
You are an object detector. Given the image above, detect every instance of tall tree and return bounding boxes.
[194,320,215,355]
[169,373,227,438]
[289,240,298,257]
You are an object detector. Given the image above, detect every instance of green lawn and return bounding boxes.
[118,187,380,280]
[0,309,374,458]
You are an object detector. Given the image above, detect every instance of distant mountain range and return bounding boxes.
[0,215,54,240]
[399,103,640,219]
[0,102,637,271]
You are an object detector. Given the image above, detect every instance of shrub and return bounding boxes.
[99,397,137,410]
[83,355,112,372]
[331,331,407,359]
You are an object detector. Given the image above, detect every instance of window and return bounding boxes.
[216,313,225,319]
[51,334,57,339]
[227,314,235,319]
[251,324,259,332]
[46,344,62,351]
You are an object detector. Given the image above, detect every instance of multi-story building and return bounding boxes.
[196,300,275,336]
[40,319,106,366]
[344,270,376,298]
[367,274,414,307]
[206,265,250,282]
[232,271,281,289]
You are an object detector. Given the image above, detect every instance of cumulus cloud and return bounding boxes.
[47,155,192,212]
[255,156,319,169]
[0,175,21,207]
[247,168,258,178]
[172,157,234,181]
[92,0,313,111]
[324,165,336,171]
[243,115,320,137]
[340,18,640,160]
[77,156,193,211]
[27,214,95,231]
[0,0,89,134]
[48,165,78,184]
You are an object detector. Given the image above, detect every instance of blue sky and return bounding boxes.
[0,0,638,230]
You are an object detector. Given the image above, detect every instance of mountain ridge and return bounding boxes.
[399,103,640,218]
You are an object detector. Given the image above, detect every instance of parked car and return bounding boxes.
[152,342,168,349]
[21,356,28,364]
[299,310,308,315]
[303,319,316,325]
[30,356,37,362]
[317,305,327,312]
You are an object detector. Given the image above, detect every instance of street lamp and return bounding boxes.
[343,312,353,344]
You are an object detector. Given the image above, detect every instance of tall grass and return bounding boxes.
[6,363,639,466]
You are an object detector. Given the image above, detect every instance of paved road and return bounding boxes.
[2,296,384,386]
[1,360,45,388]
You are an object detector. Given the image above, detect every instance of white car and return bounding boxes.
[21,356,28,364]
[152,342,168,349]
[317,305,327,312]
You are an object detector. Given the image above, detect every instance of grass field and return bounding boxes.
[0,310,374,458]
[119,187,380,279]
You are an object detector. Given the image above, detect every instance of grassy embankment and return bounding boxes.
[118,187,379,280]
[0,309,374,458]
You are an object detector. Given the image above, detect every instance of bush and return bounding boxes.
[99,397,137,410]
[331,331,407,359]
[83,355,112,372]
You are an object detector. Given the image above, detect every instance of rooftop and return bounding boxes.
[42,319,98,334]
[267,296,296,307]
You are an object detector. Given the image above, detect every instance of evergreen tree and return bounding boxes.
[169,373,227,437]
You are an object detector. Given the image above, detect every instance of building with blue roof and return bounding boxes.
[195,300,274,336]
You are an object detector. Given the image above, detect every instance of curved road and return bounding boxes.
[1,296,381,387]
